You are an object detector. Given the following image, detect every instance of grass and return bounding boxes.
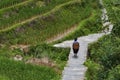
[103,0,120,37]
[27,44,70,70]
[0,43,70,80]
[53,11,102,44]
[85,35,120,80]
[0,0,80,33]
[0,0,28,9]
[0,0,92,45]
[51,0,103,44]
[0,0,107,80]
[85,0,120,80]
[85,0,120,79]
[0,0,33,11]
[0,57,60,80]
[0,0,71,30]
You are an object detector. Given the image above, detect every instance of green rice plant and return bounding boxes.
[51,0,103,44]
[0,0,28,9]
[0,0,70,30]
[0,0,91,45]
[55,11,102,43]
[0,57,60,80]
[0,43,70,80]
[0,0,33,11]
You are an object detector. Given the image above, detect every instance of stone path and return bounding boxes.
[54,0,113,80]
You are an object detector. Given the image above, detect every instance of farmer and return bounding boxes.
[72,38,79,57]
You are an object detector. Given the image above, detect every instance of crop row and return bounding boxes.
[0,0,28,9]
[0,0,70,30]
[57,11,102,43]
[0,0,92,45]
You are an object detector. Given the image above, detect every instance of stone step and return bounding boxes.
[67,61,86,64]
[63,68,87,72]
[63,71,85,75]
[68,60,86,63]
[63,70,87,75]
[64,66,87,71]
[62,75,84,80]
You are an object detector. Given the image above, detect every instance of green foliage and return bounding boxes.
[86,35,120,80]
[0,0,107,79]
[103,0,120,37]
[85,60,103,80]
[0,0,26,9]
[63,11,102,40]
[106,65,120,80]
[28,43,70,70]
[0,0,92,45]
[0,0,70,30]
[91,35,120,68]
[0,75,9,80]
[86,0,120,79]
[0,57,60,80]
[53,0,102,44]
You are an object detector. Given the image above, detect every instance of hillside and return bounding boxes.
[85,0,120,80]
[0,0,119,80]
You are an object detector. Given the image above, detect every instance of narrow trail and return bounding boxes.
[54,0,113,80]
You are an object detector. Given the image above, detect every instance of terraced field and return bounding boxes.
[0,0,28,9]
[0,0,102,45]
[0,0,106,80]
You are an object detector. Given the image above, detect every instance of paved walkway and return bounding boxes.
[54,0,113,80]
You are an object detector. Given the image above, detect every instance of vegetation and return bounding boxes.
[0,57,60,80]
[53,0,102,44]
[0,44,70,80]
[0,0,115,79]
[85,0,120,80]
[28,44,70,70]
[0,0,28,9]
[0,0,96,45]
[0,0,70,30]
[85,35,120,80]
[103,0,120,37]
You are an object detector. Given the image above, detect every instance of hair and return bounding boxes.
[74,38,77,41]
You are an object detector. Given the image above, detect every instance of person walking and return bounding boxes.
[72,38,79,57]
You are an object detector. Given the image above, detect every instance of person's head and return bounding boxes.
[74,38,77,41]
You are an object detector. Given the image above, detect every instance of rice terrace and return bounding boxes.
[0,0,120,80]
